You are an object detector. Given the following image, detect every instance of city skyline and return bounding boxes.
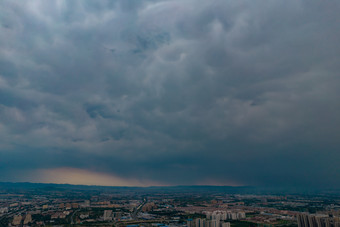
[1,0,340,188]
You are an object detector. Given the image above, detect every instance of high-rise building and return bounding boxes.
[195,218,205,227]
[237,212,246,219]
[221,222,231,227]
[297,213,337,227]
[24,214,32,225]
[187,218,194,227]
[103,210,113,221]
[210,219,220,227]
[12,215,22,226]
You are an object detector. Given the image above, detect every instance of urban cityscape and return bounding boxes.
[1,183,340,227]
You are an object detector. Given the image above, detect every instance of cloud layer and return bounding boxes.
[1,0,340,187]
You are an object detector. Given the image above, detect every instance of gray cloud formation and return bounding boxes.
[0,0,340,187]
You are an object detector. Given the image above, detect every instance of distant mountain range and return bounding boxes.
[0,182,339,195]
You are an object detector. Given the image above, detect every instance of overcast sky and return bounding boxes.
[0,0,340,187]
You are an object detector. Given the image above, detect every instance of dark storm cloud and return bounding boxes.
[1,0,340,187]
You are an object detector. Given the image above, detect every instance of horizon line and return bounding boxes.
[0,181,250,188]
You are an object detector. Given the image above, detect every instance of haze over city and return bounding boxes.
[1,0,340,188]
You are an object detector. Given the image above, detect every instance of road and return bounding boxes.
[131,197,147,220]
[115,218,166,227]
[71,208,80,224]
[131,197,147,219]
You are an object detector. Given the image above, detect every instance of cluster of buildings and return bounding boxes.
[11,214,32,226]
[204,210,246,221]
[142,202,157,212]
[187,218,231,227]
[185,209,246,227]
[186,210,246,227]
[1,184,340,227]
[297,213,340,227]
[102,210,125,221]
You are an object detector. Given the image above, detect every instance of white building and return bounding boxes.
[103,210,113,221]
